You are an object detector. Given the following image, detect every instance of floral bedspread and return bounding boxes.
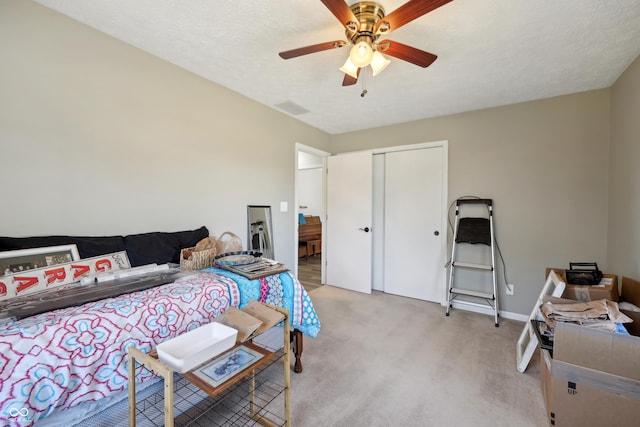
[0,270,320,426]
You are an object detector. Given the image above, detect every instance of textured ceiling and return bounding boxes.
[34,0,640,135]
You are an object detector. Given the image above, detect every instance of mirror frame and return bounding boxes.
[247,205,274,259]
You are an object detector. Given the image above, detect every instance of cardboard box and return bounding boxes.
[539,348,552,415]
[546,268,619,302]
[547,322,640,426]
[213,301,284,343]
[540,278,640,426]
[620,277,640,336]
[214,307,262,343]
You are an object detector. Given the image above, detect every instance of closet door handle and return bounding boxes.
[434,231,439,236]
[359,227,371,233]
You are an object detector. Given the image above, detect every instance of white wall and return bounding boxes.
[297,151,324,218]
[298,151,323,170]
[0,0,330,270]
[608,54,640,280]
[329,90,611,315]
[297,168,323,218]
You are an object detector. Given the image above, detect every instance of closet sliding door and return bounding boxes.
[382,146,446,303]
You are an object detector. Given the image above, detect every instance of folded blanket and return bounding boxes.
[540,299,632,332]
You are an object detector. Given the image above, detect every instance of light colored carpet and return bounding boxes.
[73,284,547,426]
[288,285,547,427]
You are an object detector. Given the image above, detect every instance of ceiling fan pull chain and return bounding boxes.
[361,66,369,97]
[360,77,367,97]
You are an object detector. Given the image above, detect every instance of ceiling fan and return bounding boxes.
[279,0,453,86]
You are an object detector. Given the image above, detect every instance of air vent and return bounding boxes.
[275,100,310,116]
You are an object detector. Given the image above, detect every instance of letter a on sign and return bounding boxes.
[72,264,91,279]
[15,276,39,294]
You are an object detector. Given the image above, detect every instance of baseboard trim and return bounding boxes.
[445,301,528,322]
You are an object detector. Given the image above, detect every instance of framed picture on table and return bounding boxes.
[192,344,268,388]
[0,245,80,276]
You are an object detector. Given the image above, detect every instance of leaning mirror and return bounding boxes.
[247,205,274,259]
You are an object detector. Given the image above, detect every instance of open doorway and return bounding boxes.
[295,144,329,293]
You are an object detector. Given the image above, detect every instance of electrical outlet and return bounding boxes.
[506,283,515,295]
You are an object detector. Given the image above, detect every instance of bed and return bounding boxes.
[0,268,320,426]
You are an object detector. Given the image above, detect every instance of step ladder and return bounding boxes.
[446,198,499,326]
[515,269,565,372]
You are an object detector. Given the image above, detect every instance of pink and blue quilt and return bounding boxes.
[0,270,319,426]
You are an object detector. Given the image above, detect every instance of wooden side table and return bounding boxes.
[128,305,291,427]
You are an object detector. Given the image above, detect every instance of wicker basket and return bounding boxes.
[180,246,216,270]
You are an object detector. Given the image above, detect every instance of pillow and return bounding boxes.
[123,226,209,267]
[0,226,210,268]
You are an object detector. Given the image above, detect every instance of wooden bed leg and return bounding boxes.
[290,329,303,373]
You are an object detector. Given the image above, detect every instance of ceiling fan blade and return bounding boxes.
[342,69,361,86]
[279,40,347,59]
[378,40,437,68]
[374,0,453,34]
[320,0,358,28]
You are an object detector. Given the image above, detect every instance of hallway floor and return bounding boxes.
[298,254,321,293]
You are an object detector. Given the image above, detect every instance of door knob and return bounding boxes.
[359,227,371,232]
[434,231,439,236]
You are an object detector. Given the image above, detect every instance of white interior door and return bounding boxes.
[383,146,446,302]
[326,151,372,294]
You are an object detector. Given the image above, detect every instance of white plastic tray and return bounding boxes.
[157,322,238,373]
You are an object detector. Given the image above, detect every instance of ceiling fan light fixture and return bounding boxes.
[349,40,374,67]
[370,51,390,76]
[339,57,359,79]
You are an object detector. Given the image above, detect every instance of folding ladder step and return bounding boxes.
[450,288,494,299]
[450,299,496,312]
[451,261,493,271]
